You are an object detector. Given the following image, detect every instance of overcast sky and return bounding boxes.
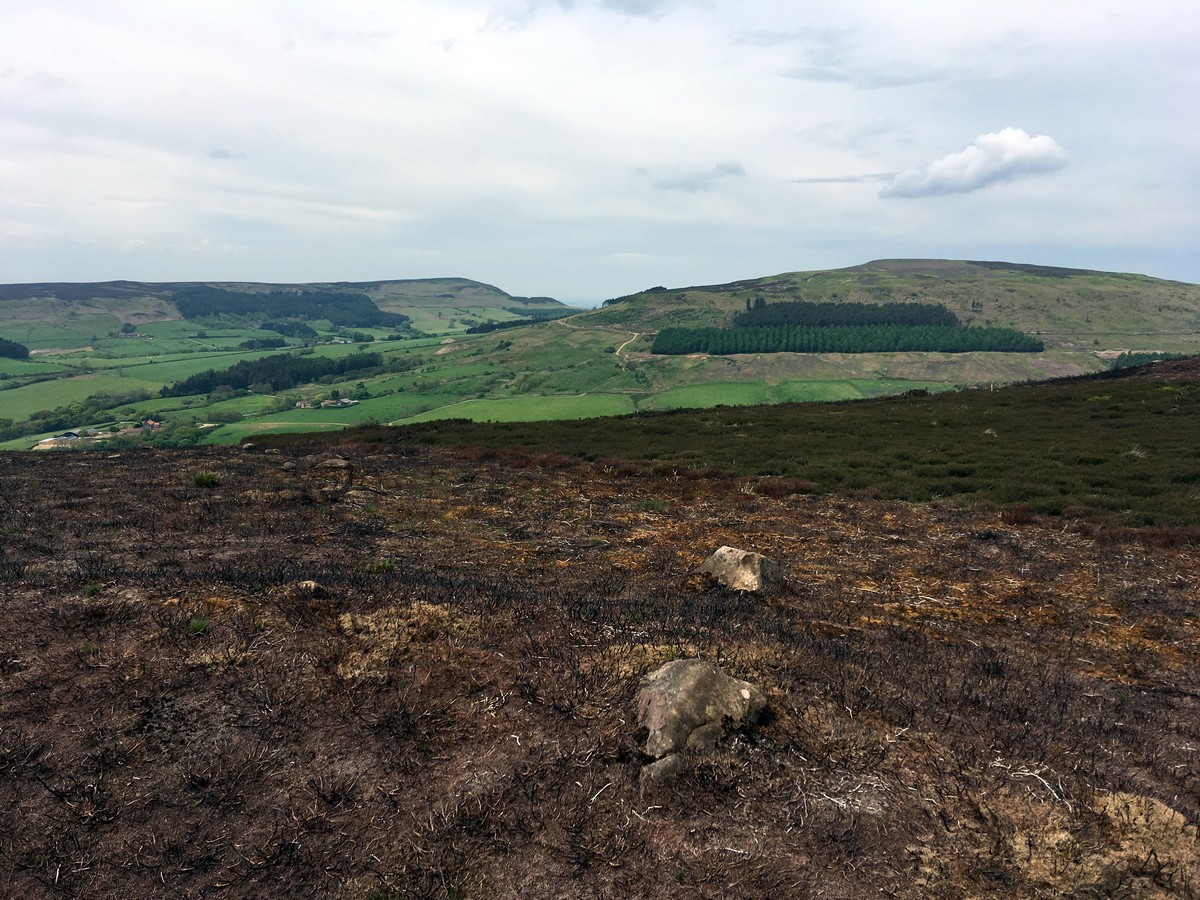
[2,1,1197,303]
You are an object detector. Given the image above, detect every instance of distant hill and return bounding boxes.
[0,278,570,345]
[587,259,1200,353]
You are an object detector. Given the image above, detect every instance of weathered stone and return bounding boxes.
[635,658,766,760]
[698,545,782,592]
[288,580,327,599]
[639,753,683,790]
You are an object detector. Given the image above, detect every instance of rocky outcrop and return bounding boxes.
[698,546,782,591]
[635,659,766,786]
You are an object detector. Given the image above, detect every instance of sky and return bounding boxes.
[1,1,1197,304]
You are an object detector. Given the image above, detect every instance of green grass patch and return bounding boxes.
[396,393,637,424]
[640,379,947,410]
[0,356,77,377]
[0,373,164,420]
[0,316,123,349]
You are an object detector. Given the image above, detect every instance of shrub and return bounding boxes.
[1000,505,1036,526]
[193,472,221,488]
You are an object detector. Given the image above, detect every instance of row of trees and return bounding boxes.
[162,352,383,398]
[1108,352,1192,370]
[238,337,288,350]
[733,299,960,329]
[261,321,318,339]
[651,324,1045,355]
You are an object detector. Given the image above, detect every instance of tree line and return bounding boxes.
[1108,351,1192,370]
[651,324,1045,355]
[732,298,960,328]
[172,287,410,329]
[0,337,29,359]
[161,352,383,397]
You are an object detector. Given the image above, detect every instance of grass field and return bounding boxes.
[639,378,948,410]
[0,372,164,419]
[0,357,77,377]
[0,316,122,349]
[395,393,637,424]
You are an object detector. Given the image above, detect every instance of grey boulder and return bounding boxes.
[635,658,767,761]
[698,546,782,592]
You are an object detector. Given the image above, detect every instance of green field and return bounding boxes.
[396,393,637,424]
[640,378,947,410]
[0,372,164,420]
[0,316,122,349]
[0,357,77,377]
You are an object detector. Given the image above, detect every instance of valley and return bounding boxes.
[2,260,1198,450]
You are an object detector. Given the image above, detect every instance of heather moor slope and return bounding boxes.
[273,356,1200,531]
[0,443,1197,897]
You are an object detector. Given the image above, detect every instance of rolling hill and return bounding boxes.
[1,260,1198,449]
[0,277,569,349]
[586,259,1200,350]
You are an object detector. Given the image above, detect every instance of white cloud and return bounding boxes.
[880,128,1069,199]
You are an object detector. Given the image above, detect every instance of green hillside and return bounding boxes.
[0,277,568,348]
[2,261,1198,450]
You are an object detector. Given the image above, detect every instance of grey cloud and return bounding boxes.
[785,66,851,84]
[654,162,746,192]
[801,120,905,153]
[23,71,72,91]
[735,27,843,48]
[783,64,946,90]
[880,128,1068,199]
[488,0,679,28]
[600,0,676,16]
[791,173,892,185]
[208,148,245,160]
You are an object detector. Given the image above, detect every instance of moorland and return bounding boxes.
[2,260,1199,897]
[1,357,1199,898]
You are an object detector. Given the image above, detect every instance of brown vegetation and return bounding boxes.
[1,445,1197,897]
